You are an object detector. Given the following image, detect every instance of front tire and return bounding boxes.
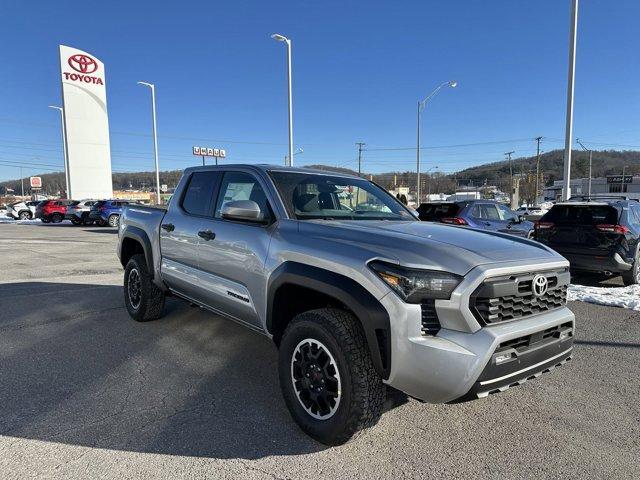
[18,211,31,220]
[124,254,165,321]
[51,213,63,223]
[278,308,385,446]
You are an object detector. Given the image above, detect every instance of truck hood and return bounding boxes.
[299,220,563,276]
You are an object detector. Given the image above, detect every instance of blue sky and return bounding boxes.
[1,0,640,182]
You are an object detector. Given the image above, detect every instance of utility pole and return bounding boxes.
[505,151,515,202]
[20,167,24,197]
[356,142,365,176]
[576,138,592,197]
[535,137,543,205]
[562,0,579,200]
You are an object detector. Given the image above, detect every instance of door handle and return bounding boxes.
[161,223,175,232]
[198,230,216,241]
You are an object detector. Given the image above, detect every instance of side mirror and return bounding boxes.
[221,200,264,222]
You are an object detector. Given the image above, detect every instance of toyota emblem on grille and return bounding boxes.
[532,274,548,297]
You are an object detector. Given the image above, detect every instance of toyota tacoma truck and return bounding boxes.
[117,165,575,445]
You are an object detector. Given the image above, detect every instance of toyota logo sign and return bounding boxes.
[68,54,98,74]
[532,274,549,297]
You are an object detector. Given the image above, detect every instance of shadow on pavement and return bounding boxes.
[0,281,325,459]
[82,228,118,234]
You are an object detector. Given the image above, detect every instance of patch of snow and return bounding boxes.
[568,283,640,311]
[0,217,42,224]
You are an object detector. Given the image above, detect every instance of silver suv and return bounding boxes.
[117,165,575,445]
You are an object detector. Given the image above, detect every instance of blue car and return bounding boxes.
[88,200,133,227]
[417,200,534,238]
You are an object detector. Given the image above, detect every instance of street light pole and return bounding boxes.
[137,82,161,204]
[271,33,294,166]
[562,0,579,201]
[48,106,70,198]
[416,80,457,205]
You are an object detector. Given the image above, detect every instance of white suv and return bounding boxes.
[6,201,40,220]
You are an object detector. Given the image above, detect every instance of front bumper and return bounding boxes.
[381,259,575,404]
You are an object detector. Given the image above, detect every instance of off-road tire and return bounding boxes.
[622,250,640,286]
[278,308,385,446]
[124,254,165,321]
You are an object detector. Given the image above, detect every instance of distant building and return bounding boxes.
[544,175,640,201]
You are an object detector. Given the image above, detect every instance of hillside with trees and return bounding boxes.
[2,149,639,198]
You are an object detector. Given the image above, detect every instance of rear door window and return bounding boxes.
[181,171,221,217]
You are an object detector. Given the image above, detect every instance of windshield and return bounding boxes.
[269,171,414,221]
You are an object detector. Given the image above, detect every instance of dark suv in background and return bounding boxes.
[534,199,640,285]
[417,200,534,238]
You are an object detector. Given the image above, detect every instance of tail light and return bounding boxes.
[596,224,630,234]
[534,221,554,230]
[441,217,467,225]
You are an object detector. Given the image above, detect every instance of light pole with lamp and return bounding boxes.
[48,106,70,198]
[416,80,456,204]
[271,33,294,166]
[137,82,161,204]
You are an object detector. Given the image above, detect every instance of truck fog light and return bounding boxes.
[494,352,515,365]
[559,330,571,340]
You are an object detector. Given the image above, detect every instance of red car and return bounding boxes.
[35,200,74,223]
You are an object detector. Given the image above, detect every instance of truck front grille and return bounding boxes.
[470,269,569,325]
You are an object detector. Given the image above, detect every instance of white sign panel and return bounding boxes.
[30,176,42,188]
[60,45,113,199]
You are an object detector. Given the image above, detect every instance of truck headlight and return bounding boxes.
[369,261,462,303]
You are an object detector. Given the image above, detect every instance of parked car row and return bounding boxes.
[417,200,534,238]
[416,197,640,285]
[4,198,136,227]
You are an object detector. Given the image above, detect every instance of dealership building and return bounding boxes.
[544,175,640,201]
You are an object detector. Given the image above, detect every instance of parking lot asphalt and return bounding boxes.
[0,223,639,480]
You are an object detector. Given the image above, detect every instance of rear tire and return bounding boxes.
[108,214,119,228]
[622,251,640,286]
[124,254,165,321]
[18,211,31,220]
[278,308,385,446]
[51,213,63,223]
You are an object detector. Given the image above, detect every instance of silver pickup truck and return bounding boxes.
[118,165,575,445]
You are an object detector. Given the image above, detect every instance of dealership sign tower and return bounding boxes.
[59,45,113,199]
